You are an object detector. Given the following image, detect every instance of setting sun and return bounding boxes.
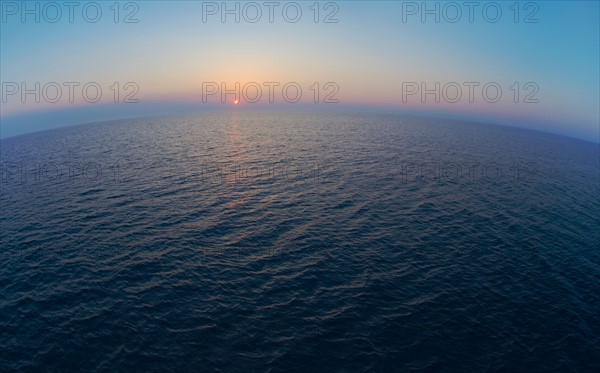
[1,1,598,371]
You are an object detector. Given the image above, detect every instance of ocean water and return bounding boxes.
[1,112,598,372]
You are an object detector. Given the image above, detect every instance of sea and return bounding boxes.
[1,112,598,371]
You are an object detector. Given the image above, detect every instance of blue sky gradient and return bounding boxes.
[1,1,598,141]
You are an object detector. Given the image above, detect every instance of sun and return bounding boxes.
[234,99,239,104]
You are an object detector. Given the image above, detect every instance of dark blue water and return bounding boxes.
[1,112,599,372]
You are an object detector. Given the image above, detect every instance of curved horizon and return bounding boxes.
[1,1,598,142]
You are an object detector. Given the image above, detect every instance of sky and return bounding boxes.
[1,0,599,141]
